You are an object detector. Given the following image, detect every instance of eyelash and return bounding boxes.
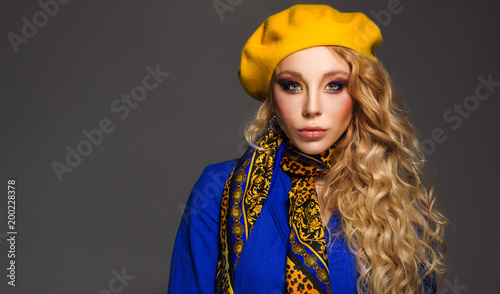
[277,79,347,93]
[278,79,302,92]
[325,81,346,92]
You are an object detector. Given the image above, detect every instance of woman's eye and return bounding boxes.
[279,80,302,92]
[325,81,346,93]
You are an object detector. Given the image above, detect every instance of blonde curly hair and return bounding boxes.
[244,46,448,294]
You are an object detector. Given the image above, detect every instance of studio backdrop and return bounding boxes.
[1,0,499,293]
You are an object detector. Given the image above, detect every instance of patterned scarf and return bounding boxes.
[281,143,333,294]
[216,130,334,293]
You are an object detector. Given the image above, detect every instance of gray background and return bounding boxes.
[1,0,499,293]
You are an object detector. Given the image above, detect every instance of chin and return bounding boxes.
[290,141,332,155]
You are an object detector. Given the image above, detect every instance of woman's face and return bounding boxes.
[272,46,354,155]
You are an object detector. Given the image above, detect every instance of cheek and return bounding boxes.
[272,91,294,128]
[333,95,355,122]
[273,104,288,131]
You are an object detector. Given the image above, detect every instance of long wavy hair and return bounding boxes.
[243,46,448,294]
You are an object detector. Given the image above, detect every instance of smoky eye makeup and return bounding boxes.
[325,80,347,93]
[277,79,302,92]
[273,72,348,93]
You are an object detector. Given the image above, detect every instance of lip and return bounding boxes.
[298,127,327,139]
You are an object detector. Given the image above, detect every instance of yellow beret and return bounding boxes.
[239,4,383,101]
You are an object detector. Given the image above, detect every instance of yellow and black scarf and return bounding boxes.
[216,130,334,294]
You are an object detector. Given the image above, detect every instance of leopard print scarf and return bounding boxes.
[281,143,334,294]
[216,130,334,294]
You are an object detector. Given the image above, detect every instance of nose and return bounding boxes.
[302,90,322,117]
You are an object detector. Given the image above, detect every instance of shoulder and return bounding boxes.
[194,159,239,189]
[201,159,239,179]
[185,159,239,215]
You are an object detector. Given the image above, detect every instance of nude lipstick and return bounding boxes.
[298,127,327,139]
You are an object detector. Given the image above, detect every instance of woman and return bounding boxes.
[169,4,447,294]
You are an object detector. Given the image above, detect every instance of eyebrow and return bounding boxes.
[274,70,349,80]
[322,70,349,79]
